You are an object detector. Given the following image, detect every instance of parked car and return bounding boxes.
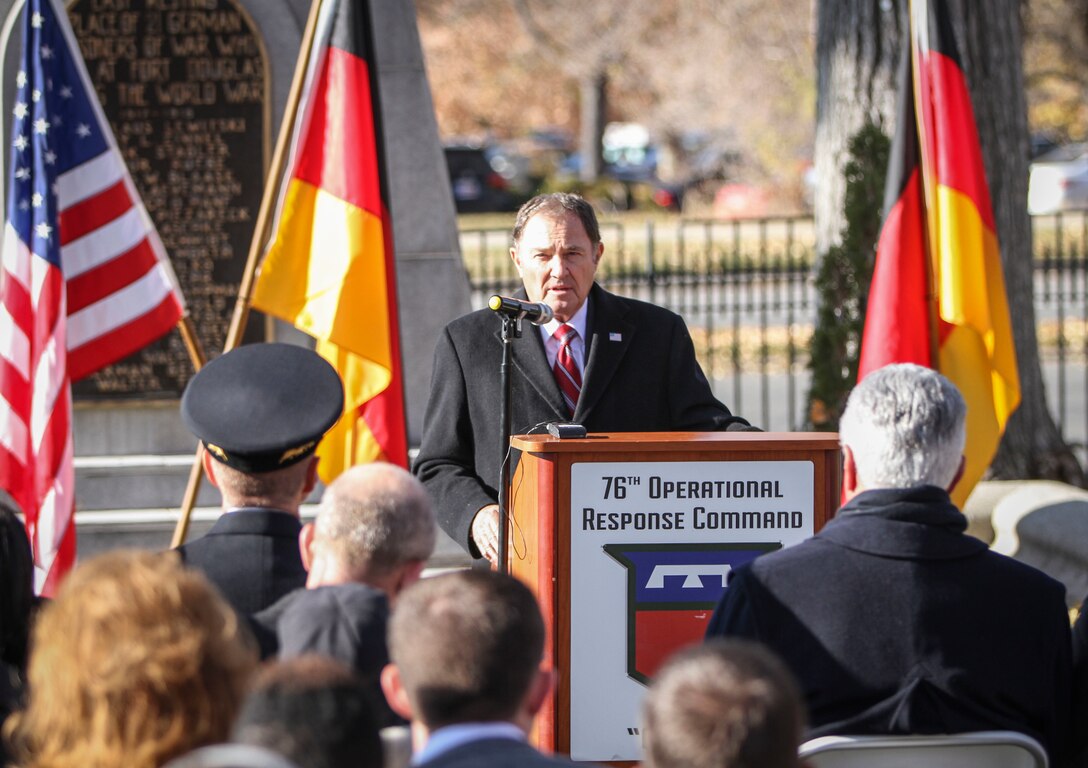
[1028,143,1088,215]
[444,145,517,213]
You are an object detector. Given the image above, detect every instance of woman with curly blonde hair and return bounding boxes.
[4,550,258,768]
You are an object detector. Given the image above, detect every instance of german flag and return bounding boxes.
[859,0,1020,507]
[858,44,932,374]
[251,0,407,477]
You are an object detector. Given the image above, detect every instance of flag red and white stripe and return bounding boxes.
[0,0,184,594]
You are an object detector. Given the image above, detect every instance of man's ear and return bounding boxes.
[380,664,414,720]
[523,667,555,718]
[302,456,320,496]
[593,241,604,266]
[390,560,426,602]
[841,445,858,501]
[299,522,316,571]
[201,449,220,488]
[948,455,966,493]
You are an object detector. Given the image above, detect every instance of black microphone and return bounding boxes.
[488,295,554,325]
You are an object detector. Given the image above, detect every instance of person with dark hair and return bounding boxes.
[0,500,34,767]
[232,655,382,768]
[5,550,257,768]
[642,640,804,768]
[414,192,752,564]
[706,364,1072,761]
[0,502,33,673]
[175,342,345,615]
[381,570,584,767]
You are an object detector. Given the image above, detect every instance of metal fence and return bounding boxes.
[460,211,1088,462]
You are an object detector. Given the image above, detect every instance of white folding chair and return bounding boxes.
[799,731,1048,768]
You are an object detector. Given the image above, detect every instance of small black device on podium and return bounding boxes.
[547,422,587,439]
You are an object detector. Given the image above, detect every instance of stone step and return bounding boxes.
[74,453,225,511]
[74,504,472,570]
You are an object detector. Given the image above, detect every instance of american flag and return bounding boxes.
[0,0,184,594]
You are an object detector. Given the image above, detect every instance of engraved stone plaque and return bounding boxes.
[67,0,269,399]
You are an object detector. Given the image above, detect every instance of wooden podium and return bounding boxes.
[505,431,841,764]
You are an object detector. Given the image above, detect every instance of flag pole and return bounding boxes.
[171,0,325,547]
[908,0,941,366]
[177,314,207,370]
[166,314,207,548]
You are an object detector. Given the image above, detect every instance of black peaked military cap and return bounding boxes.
[181,343,344,474]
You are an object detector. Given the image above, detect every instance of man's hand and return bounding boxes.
[471,504,500,565]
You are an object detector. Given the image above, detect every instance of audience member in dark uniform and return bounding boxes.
[232,655,382,768]
[414,192,752,564]
[706,363,1073,762]
[642,640,804,768]
[381,570,591,768]
[252,463,436,726]
[0,501,34,767]
[175,342,344,615]
[5,550,257,768]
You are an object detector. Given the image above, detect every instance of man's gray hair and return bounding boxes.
[313,464,436,579]
[839,363,966,490]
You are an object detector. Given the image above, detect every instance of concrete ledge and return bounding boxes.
[988,480,1088,607]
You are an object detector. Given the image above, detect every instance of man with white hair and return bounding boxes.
[253,463,436,727]
[706,363,1072,761]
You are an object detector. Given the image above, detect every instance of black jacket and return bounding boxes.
[707,485,1072,761]
[175,507,307,615]
[253,583,400,727]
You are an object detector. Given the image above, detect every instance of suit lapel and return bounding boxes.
[575,285,634,422]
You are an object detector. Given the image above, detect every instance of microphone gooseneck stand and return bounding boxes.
[496,312,522,574]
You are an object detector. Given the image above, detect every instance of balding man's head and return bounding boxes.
[304,464,436,590]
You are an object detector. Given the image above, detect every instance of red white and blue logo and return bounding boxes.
[604,542,780,684]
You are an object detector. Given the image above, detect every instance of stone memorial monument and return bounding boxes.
[0,0,469,556]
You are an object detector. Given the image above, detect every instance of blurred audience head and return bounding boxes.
[303,463,435,598]
[0,499,33,671]
[382,570,548,734]
[642,639,804,768]
[5,550,257,768]
[232,655,382,768]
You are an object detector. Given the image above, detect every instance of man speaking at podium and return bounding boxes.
[414,193,752,563]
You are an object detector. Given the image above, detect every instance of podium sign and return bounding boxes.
[506,431,840,764]
[568,460,815,761]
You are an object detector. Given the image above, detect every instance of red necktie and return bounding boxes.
[553,324,581,416]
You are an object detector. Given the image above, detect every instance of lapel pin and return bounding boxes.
[609,332,622,342]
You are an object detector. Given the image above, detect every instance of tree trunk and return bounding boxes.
[960,1,1085,482]
[815,0,1084,484]
[579,71,607,183]
[814,0,902,254]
